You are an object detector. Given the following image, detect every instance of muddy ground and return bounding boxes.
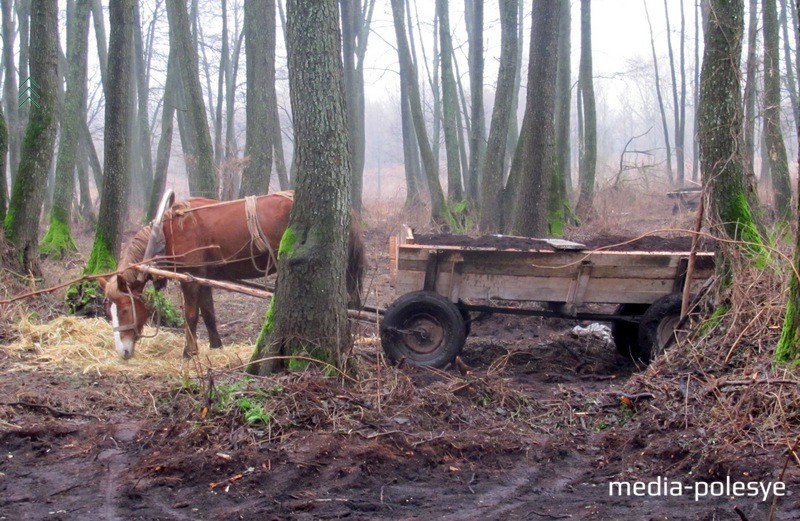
[1,208,798,520]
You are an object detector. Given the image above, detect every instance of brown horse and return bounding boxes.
[98,191,365,359]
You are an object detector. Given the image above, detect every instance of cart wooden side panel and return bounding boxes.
[391,230,714,306]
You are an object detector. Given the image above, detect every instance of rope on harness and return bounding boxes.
[244,195,278,274]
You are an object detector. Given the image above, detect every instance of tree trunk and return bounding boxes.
[133,0,154,207]
[644,1,674,185]
[85,0,133,275]
[3,0,59,276]
[779,0,799,126]
[692,0,702,182]
[549,0,571,236]
[90,0,107,86]
[41,0,90,259]
[340,0,363,212]
[1,0,19,184]
[663,0,686,187]
[166,0,217,198]
[575,0,596,219]
[146,49,177,221]
[248,0,353,376]
[0,108,7,225]
[438,0,463,203]
[390,0,447,225]
[509,0,561,236]
[505,0,523,176]
[466,0,484,203]
[699,0,765,274]
[400,70,423,208]
[775,0,800,363]
[762,0,792,220]
[214,0,228,167]
[743,0,759,180]
[239,0,275,196]
[479,0,517,232]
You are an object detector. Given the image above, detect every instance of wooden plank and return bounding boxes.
[395,270,712,305]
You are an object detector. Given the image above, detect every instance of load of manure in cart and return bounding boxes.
[413,232,715,252]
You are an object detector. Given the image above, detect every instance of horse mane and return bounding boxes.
[119,225,152,285]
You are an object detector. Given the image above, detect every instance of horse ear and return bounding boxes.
[97,277,107,290]
[117,276,129,293]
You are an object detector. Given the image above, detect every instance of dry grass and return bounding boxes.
[3,316,254,381]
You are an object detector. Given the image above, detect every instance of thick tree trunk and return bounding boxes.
[575,0,596,219]
[3,0,60,276]
[438,0,463,203]
[509,0,561,236]
[479,0,517,232]
[85,0,133,275]
[166,0,217,198]
[549,0,571,236]
[699,0,765,275]
[239,0,275,196]
[762,0,792,220]
[41,0,90,259]
[775,0,800,363]
[249,0,353,376]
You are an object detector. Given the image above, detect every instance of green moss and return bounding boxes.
[39,216,77,259]
[286,346,333,371]
[144,288,183,327]
[722,192,768,268]
[84,232,117,275]
[776,275,800,364]
[65,279,103,315]
[278,227,296,258]
[698,303,730,337]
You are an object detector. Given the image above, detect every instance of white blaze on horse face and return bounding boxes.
[110,302,134,359]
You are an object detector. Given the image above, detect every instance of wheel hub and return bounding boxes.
[403,314,445,354]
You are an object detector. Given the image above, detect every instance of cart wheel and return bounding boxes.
[611,304,648,359]
[635,293,683,363]
[380,291,467,368]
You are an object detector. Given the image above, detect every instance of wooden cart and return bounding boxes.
[380,226,715,368]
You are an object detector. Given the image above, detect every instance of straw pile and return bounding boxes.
[3,316,255,381]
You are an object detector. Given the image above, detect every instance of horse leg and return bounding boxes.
[199,285,223,349]
[180,281,200,357]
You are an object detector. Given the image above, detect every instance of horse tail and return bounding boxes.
[347,211,366,309]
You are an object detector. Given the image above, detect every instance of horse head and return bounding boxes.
[98,275,149,359]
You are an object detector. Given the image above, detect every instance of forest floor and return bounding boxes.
[1,189,799,520]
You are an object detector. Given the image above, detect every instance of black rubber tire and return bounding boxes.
[611,304,648,359]
[635,293,684,363]
[380,291,467,368]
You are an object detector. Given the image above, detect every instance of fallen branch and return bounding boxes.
[0,401,100,420]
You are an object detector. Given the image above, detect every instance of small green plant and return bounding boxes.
[144,287,183,327]
[236,397,272,426]
[65,280,103,315]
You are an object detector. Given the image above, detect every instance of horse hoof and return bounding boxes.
[210,343,223,349]
[183,350,198,358]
